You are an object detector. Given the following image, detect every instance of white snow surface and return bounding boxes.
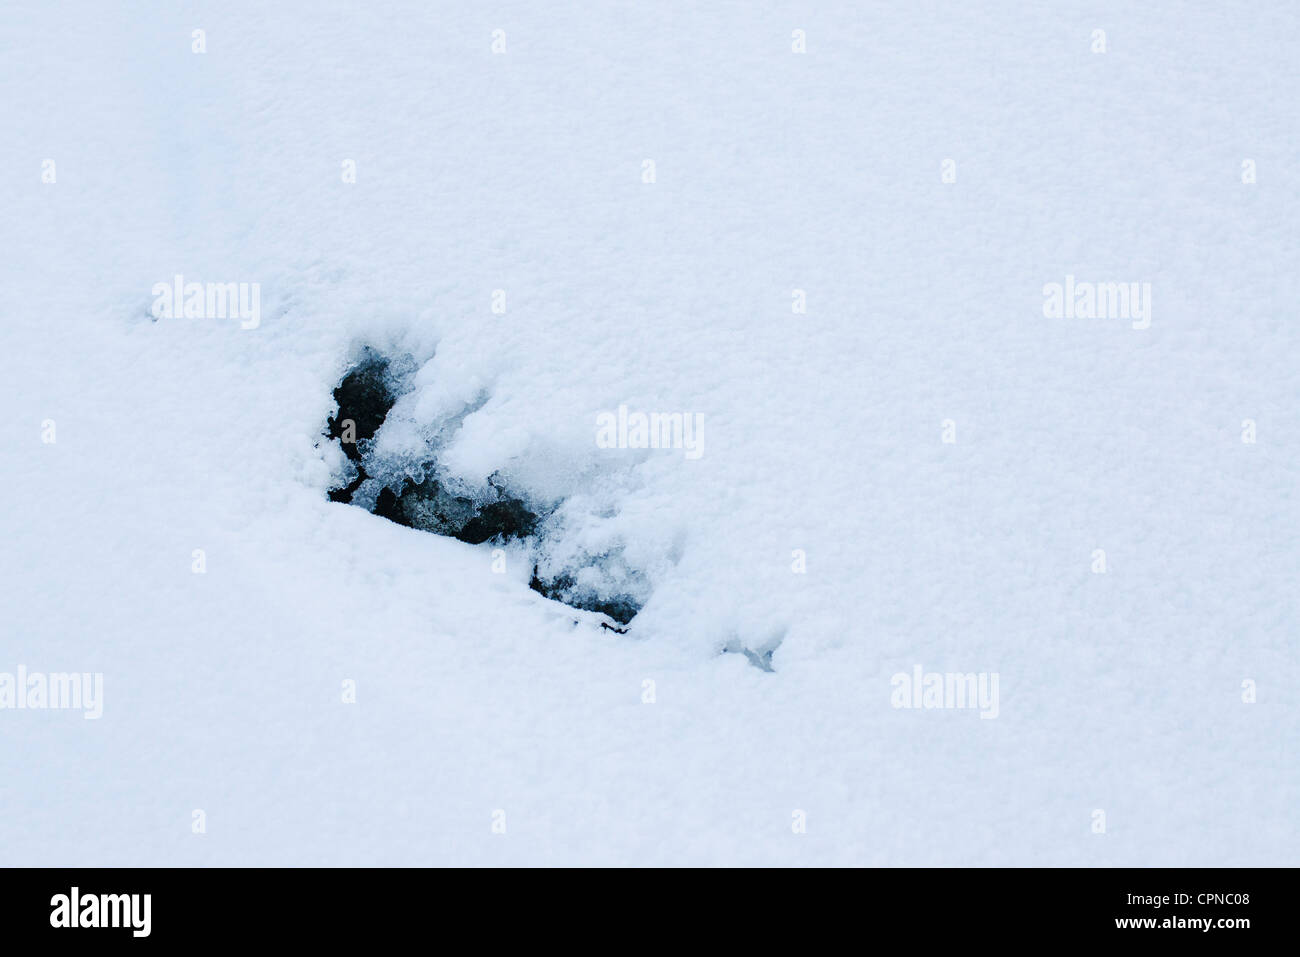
[2,1,1297,865]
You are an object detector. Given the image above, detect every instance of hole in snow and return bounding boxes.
[323,345,645,628]
[527,564,640,626]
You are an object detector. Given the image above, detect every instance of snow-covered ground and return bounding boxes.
[2,1,1297,865]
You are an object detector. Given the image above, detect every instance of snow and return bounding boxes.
[1,1,1297,864]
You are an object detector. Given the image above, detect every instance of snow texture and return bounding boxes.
[1,1,1297,865]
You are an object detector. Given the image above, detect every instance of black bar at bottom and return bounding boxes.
[0,867,1284,943]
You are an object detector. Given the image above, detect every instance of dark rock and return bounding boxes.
[327,465,368,504]
[326,349,395,462]
[366,473,539,546]
[528,565,641,625]
[324,348,640,628]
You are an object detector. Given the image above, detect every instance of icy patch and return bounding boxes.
[721,629,786,674]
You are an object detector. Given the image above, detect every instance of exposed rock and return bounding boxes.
[325,347,643,629]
